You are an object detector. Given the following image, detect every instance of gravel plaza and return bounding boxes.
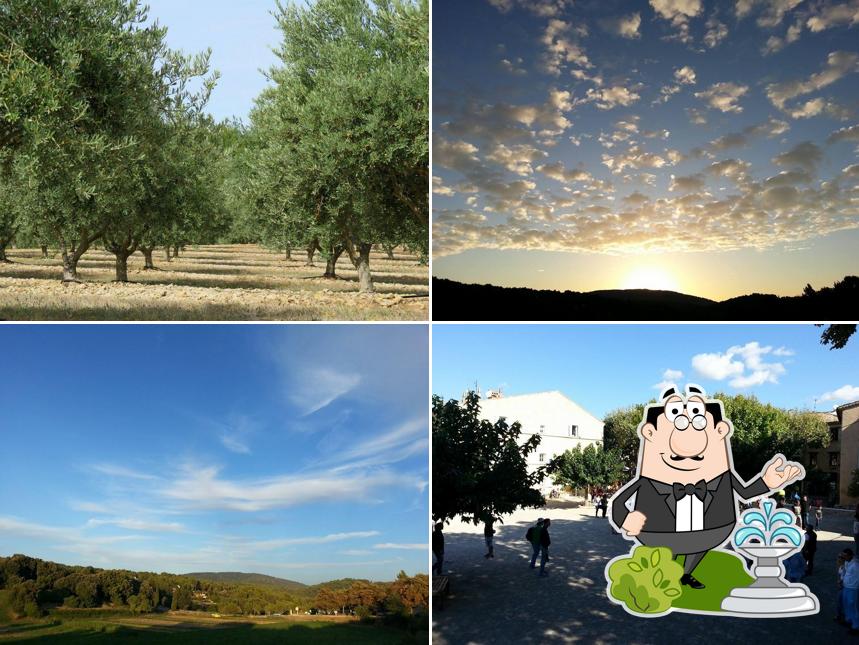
[432,498,854,645]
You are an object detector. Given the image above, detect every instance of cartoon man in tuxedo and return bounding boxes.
[609,384,803,590]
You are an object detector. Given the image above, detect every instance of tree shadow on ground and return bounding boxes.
[433,514,847,645]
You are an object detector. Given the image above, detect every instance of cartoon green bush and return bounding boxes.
[607,546,683,614]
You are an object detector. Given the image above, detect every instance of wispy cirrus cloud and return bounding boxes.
[85,517,186,533]
[89,463,160,481]
[288,366,361,416]
[160,464,422,512]
[373,543,428,550]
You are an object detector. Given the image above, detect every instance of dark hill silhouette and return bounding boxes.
[432,275,859,321]
[185,571,306,590]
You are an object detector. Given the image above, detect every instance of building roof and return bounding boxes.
[478,390,603,426]
[815,411,838,423]
[836,400,859,422]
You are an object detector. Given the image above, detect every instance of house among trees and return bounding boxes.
[807,400,859,506]
[476,390,604,491]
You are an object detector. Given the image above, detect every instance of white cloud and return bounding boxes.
[600,13,642,38]
[288,366,361,416]
[695,82,749,113]
[541,18,591,75]
[373,543,429,550]
[160,464,421,512]
[650,0,703,42]
[583,86,641,110]
[432,176,455,197]
[486,143,548,176]
[85,518,186,533]
[772,141,823,171]
[820,384,859,402]
[828,123,859,144]
[766,51,859,115]
[239,531,381,551]
[538,161,592,183]
[806,0,859,32]
[674,65,697,84]
[90,464,160,481]
[653,368,684,390]
[692,342,790,389]
[704,16,729,47]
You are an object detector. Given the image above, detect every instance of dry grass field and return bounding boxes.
[0,244,428,320]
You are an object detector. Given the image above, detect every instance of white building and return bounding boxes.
[476,390,604,491]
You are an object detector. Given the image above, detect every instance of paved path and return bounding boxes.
[432,498,855,645]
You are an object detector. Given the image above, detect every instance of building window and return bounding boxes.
[539,424,545,433]
[830,453,839,469]
[830,426,839,443]
[570,424,578,437]
[539,453,545,462]
[809,453,817,468]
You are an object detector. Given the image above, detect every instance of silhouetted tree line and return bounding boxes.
[432,275,859,321]
[0,554,427,624]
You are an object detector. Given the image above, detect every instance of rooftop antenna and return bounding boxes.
[812,397,818,411]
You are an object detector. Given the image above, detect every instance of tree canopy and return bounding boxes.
[550,442,624,494]
[603,394,830,481]
[432,391,546,525]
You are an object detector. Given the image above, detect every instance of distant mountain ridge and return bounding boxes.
[185,572,307,590]
[432,276,859,321]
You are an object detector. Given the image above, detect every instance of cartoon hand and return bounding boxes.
[622,510,647,537]
[761,454,804,490]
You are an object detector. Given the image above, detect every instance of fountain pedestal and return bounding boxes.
[720,542,818,615]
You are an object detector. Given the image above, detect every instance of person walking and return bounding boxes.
[803,524,817,575]
[432,522,444,575]
[815,502,823,529]
[537,518,551,576]
[842,549,859,635]
[800,495,809,529]
[599,495,608,518]
[527,518,544,569]
[484,518,495,559]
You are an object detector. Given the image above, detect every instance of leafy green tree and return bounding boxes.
[432,391,545,525]
[1,0,173,281]
[718,393,829,480]
[603,404,647,476]
[74,576,102,608]
[246,0,428,292]
[551,443,624,496]
[170,585,193,610]
[818,324,856,350]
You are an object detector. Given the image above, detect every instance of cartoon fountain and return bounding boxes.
[720,499,819,616]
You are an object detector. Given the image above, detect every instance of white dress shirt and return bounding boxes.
[675,494,704,532]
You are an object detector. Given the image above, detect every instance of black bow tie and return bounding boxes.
[673,480,707,501]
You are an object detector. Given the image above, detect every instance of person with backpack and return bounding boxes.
[537,518,551,576]
[599,495,608,518]
[526,518,544,569]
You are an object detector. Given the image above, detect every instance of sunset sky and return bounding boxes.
[432,0,859,299]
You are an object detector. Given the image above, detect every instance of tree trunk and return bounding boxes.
[305,243,316,267]
[383,244,395,260]
[61,249,81,283]
[172,244,180,258]
[142,247,155,270]
[40,244,48,259]
[285,246,291,261]
[347,242,374,293]
[114,252,130,282]
[165,246,172,261]
[323,246,344,279]
[0,242,9,263]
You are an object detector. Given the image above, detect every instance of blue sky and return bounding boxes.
[432,0,859,299]
[433,325,859,418]
[0,325,428,583]
[143,0,284,122]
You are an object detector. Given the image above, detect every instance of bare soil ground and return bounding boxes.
[0,244,428,320]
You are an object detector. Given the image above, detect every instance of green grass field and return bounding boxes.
[0,611,424,644]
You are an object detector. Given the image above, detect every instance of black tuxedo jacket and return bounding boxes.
[611,470,770,533]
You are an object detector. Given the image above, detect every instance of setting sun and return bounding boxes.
[620,266,680,292]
